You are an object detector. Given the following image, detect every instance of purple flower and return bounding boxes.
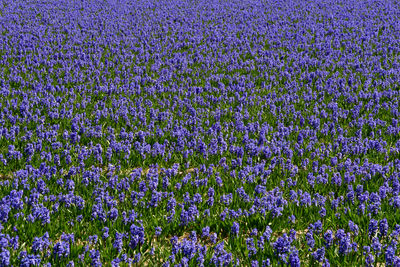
[322,258,330,267]
[338,233,352,255]
[88,235,98,245]
[379,218,389,237]
[365,253,374,267]
[289,250,300,267]
[263,226,273,241]
[202,226,210,238]
[167,197,176,212]
[155,227,162,237]
[102,227,109,240]
[246,237,257,257]
[133,252,141,263]
[111,258,120,267]
[312,221,323,234]
[220,193,232,206]
[0,249,10,266]
[385,244,396,266]
[368,219,378,238]
[113,232,124,252]
[262,259,271,266]
[312,247,325,262]
[319,207,326,218]
[273,234,292,263]
[300,192,311,207]
[108,208,119,221]
[90,249,101,266]
[302,230,313,250]
[19,251,41,267]
[250,228,258,237]
[32,232,50,253]
[130,224,145,249]
[31,204,50,225]
[371,237,382,254]
[251,260,259,267]
[348,220,359,236]
[53,241,70,258]
[231,222,240,237]
[61,233,75,244]
[210,233,217,244]
[323,230,333,248]
[76,215,83,222]
[189,231,197,242]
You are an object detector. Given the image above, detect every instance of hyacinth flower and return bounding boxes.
[0,0,399,265]
[231,221,240,237]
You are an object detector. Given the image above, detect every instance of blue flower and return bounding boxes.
[201,226,210,238]
[323,230,333,248]
[372,237,382,254]
[61,233,75,244]
[0,249,10,266]
[365,253,374,267]
[288,215,296,224]
[32,232,50,253]
[89,249,101,266]
[231,222,239,237]
[338,233,352,256]
[348,220,359,236]
[379,218,389,237]
[130,224,145,249]
[108,208,119,221]
[102,227,110,239]
[312,247,325,262]
[306,231,315,249]
[155,227,162,237]
[210,233,217,244]
[368,219,378,238]
[19,251,41,267]
[31,204,50,225]
[385,244,396,266]
[53,241,70,258]
[273,234,292,263]
[289,250,300,267]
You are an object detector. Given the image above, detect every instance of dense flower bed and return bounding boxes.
[0,0,400,266]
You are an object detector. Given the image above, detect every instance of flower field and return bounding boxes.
[1,0,400,266]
